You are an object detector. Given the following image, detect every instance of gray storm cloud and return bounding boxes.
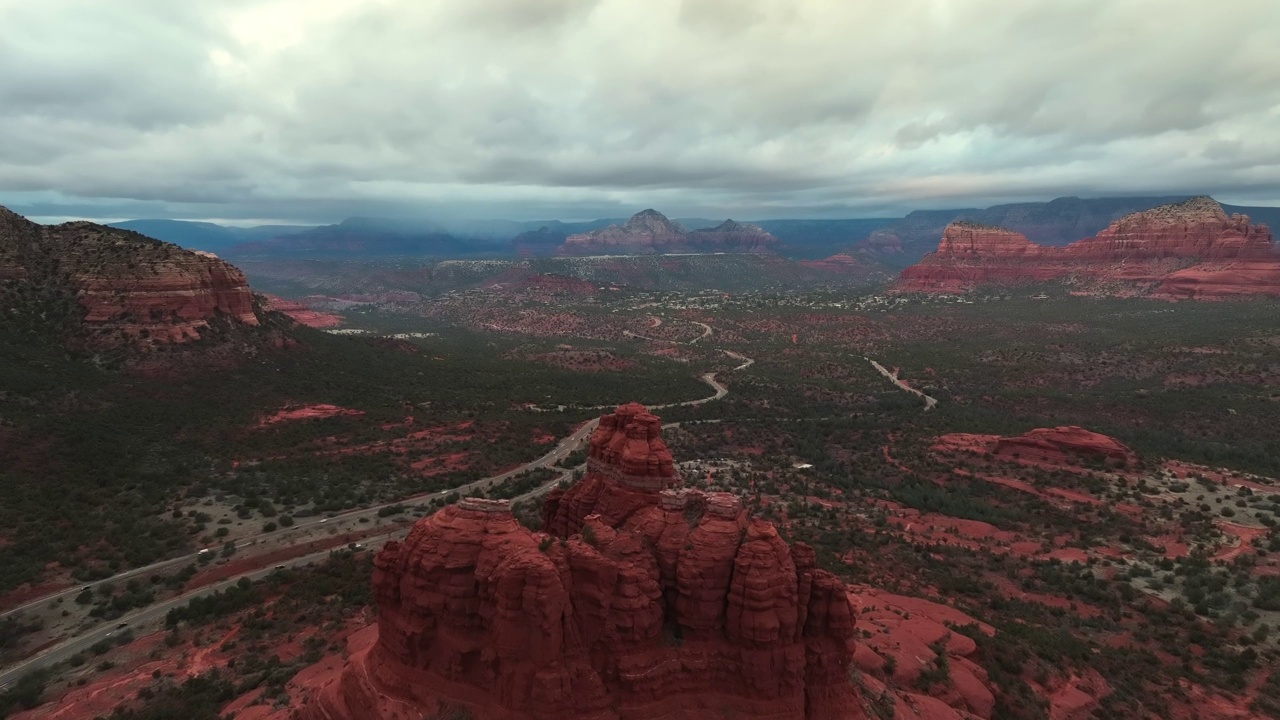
[1,0,1278,223]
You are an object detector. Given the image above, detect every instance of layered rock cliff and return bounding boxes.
[0,206,264,345]
[558,210,778,256]
[895,198,1280,297]
[302,404,866,720]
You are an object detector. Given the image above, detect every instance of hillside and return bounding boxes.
[1,206,274,350]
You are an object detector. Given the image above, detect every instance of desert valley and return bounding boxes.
[2,193,1280,720]
[5,3,1280,718]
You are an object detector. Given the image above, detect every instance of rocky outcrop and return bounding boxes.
[934,426,1138,470]
[558,211,778,256]
[261,294,343,329]
[301,405,869,720]
[895,198,1280,297]
[543,403,679,536]
[897,223,1052,293]
[854,195,1199,263]
[0,206,264,345]
[848,587,997,718]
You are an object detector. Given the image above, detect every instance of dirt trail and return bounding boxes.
[865,357,938,411]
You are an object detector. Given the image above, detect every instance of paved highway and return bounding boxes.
[1,415,602,621]
[0,541,396,688]
[0,342,753,688]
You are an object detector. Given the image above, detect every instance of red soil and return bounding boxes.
[1212,523,1267,561]
[987,575,1103,619]
[258,404,364,426]
[0,578,74,613]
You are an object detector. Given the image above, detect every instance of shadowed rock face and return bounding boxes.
[558,210,779,256]
[896,198,1280,297]
[301,404,864,720]
[0,205,262,345]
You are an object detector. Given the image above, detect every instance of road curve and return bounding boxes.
[1,420,600,624]
[0,340,754,686]
[865,357,938,411]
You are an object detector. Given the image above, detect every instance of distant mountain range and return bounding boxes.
[856,196,1280,267]
[108,219,313,253]
[101,196,1279,264]
[557,210,780,256]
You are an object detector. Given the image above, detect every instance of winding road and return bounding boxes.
[865,357,938,411]
[623,317,713,345]
[0,331,755,688]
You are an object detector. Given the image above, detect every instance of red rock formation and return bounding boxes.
[1030,669,1111,720]
[0,206,265,345]
[262,294,343,329]
[301,406,869,720]
[259,404,364,426]
[896,197,1280,297]
[934,426,1138,470]
[558,210,778,256]
[848,587,996,719]
[543,403,678,537]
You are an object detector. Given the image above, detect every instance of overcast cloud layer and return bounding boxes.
[2,0,1279,224]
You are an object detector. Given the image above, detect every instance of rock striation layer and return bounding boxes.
[302,404,865,720]
[558,210,779,256]
[1,206,263,345]
[896,197,1280,297]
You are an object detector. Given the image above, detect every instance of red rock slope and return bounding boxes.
[261,294,343,329]
[558,210,778,255]
[300,404,873,720]
[895,197,1279,297]
[1,205,264,345]
[934,426,1138,470]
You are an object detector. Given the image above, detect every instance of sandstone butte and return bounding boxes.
[299,403,1004,720]
[558,209,779,256]
[934,426,1138,470]
[0,205,262,345]
[895,196,1280,298]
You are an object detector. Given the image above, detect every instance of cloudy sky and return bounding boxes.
[2,0,1279,225]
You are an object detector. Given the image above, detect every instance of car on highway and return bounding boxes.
[274,564,286,570]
